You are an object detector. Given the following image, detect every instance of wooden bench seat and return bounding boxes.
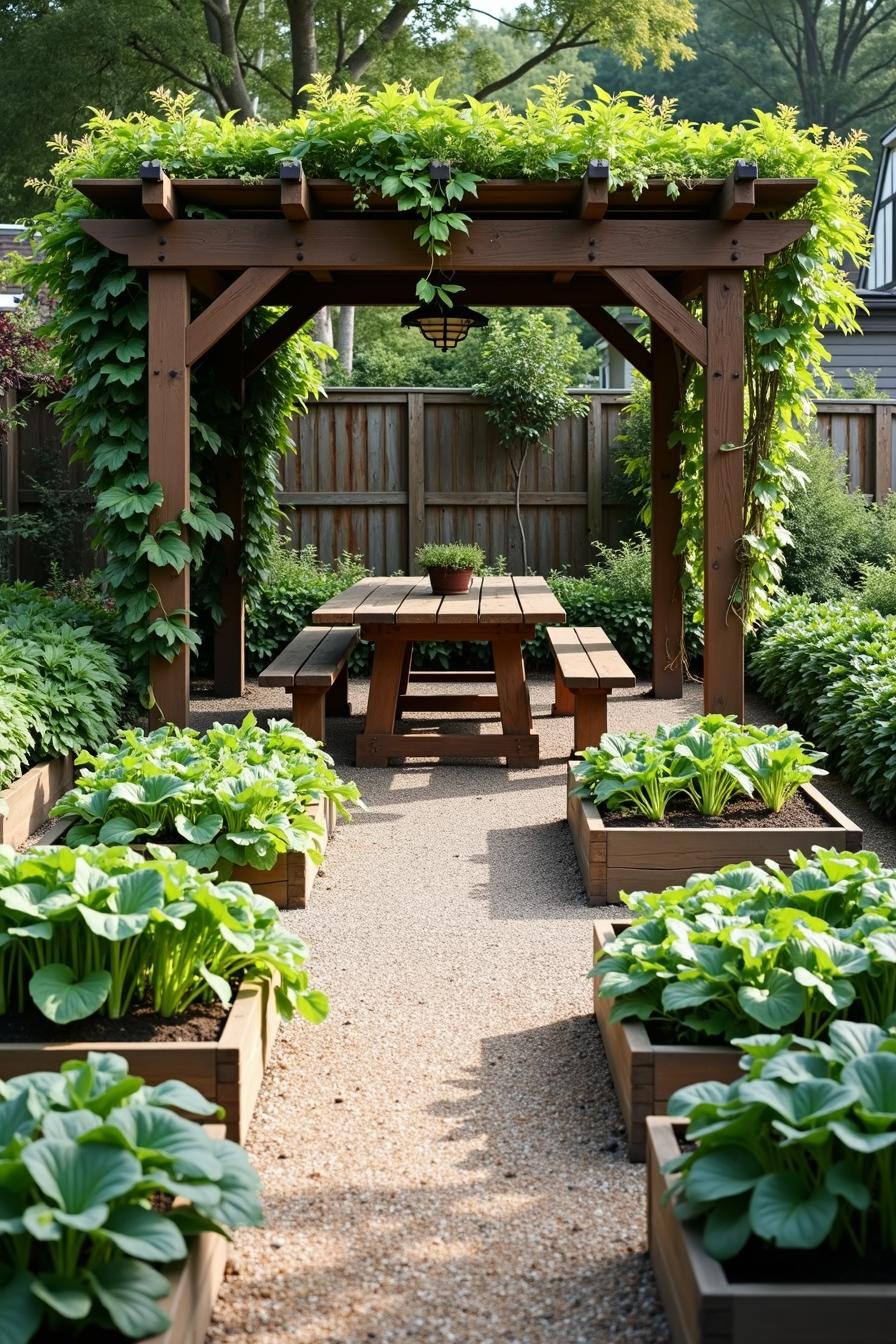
[259,626,360,741]
[547,626,636,752]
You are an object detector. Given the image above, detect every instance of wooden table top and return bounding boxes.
[312,574,566,628]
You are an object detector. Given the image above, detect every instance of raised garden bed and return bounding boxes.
[647,1116,896,1344]
[0,755,73,848]
[143,1177,230,1344]
[593,920,741,1161]
[569,767,862,904]
[0,978,278,1143]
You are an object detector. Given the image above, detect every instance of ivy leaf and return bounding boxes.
[137,531,192,571]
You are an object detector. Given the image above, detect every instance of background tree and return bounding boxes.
[473,313,589,573]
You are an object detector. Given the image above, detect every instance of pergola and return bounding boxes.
[77,162,814,728]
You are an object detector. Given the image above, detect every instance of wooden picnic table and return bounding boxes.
[312,575,566,766]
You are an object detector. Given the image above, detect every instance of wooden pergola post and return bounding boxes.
[702,270,745,719]
[650,324,684,698]
[147,270,191,729]
[214,325,246,696]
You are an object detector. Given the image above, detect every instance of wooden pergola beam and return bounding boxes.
[140,161,176,221]
[575,305,653,380]
[651,324,683,698]
[580,159,609,219]
[280,161,311,221]
[244,298,326,377]
[185,267,290,367]
[716,161,758,221]
[83,218,809,272]
[604,267,708,365]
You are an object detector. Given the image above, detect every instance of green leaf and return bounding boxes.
[174,813,223,845]
[105,1106,223,1181]
[30,1274,91,1321]
[22,1138,141,1213]
[0,1273,42,1344]
[88,1259,171,1339]
[103,1206,187,1262]
[97,816,162,845]
[749,1172,837,1249]
[684,1147,763,1203]
[702,1196,752,1260]
[29,965,112,1023]
[737,970,805,1028]
[825,1160,871,1211]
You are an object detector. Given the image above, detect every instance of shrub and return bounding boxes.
[780,431,886,600]
[0,842,327,1024]
[245,540,368,675]
[590,846,896,1044]
[571,715,825,819]
[857,561,896,616]
[750,596,896,816]
[415,541,484,572]
[53,714,360,875]
[667,1022,896,1259]
[0,1050,261,1341]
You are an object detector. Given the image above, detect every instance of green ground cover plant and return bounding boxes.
[23,80,868,686]
[0,1050,261,1341]
[590,847,896,1043]
[750,597,896,817]
[0,842,327,1024]
[53,714,360,875]
[666,1022,896,1260]
[0,585,125,791]
[415,542,485,572]
[571,715,825,821]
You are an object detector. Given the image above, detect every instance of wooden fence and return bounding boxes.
[3,389,895,582]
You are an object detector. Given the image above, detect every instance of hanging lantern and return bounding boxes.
[400,297,488,351]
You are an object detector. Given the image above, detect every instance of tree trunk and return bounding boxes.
[510,442,530,574]
[313,307,334,371]
[203,0,255,119]
[336,306,355,373]
[287,0,319,110]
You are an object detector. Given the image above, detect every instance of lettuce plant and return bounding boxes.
[666,1022,896,1260]
[0,844,328,1025]
[0,1051,262,1341]
[590,848,896,1043]
[53,713,361,874]
[571,714,826,820]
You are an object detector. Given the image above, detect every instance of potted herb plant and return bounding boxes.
[567,715,860,902]
[590,845,896,1159]
[648,1022,896,1343]
[51,713,361,909]
[0,1050,262,1343]
[0,843,328,1139]
[415,541,484,595]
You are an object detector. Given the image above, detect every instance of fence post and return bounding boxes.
[586,395,603,545]
[407,391,425,573]
[875,403,893,500]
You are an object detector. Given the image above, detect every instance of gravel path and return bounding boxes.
[197,673,895,1344]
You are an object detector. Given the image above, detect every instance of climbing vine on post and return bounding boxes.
[21,81,868,677]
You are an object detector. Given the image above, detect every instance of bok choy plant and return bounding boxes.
[590,847,896,1043]
[666,1022,896,1260]
[570,715,826,820]
[0,1051,262,1341]
[0,844,328,1025]
[52,713,361,875]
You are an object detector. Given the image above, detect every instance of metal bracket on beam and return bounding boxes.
[716,160,758,221]
[140,160,176,222]
[580,159,609,220]
[430,161,451,182]
[280,160,311,221]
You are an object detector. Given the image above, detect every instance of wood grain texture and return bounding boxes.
[702,271,745,719]
[147,269,191,728]
[651,324,685,698]
[0,756,73,848]
[185,267,290,366]
[83,217,809,271]
[575,305,653,379]
[212,326,246,698]
[604,268,708,364]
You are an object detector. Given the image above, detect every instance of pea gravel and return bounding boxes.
[193,673,895,1344]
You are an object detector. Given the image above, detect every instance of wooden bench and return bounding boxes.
[259,626,360,741]
[548,626,636,752]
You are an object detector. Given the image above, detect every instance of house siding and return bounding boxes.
[821,308,896,395]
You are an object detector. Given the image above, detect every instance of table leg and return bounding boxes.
[394,643,413,723]
[356,636,408,766]
[492,637,539,766]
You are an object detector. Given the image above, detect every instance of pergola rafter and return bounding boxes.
[76,167,815,728]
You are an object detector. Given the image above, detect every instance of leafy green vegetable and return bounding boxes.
[0,843,328,1024]
[590,847,896,1043]
[571,714,825,819]
[53,712,360,876]
[415,542,485,573]
[0,1051,261,1340]
[666,1023,896,1259]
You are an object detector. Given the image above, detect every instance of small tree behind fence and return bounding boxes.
[2,389,894,582]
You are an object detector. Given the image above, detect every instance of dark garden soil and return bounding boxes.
[0,995,231,1044]
[721,1237,891,1286]
[602,790,831,829]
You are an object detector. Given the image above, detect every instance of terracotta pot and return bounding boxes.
[427,565,474,595]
